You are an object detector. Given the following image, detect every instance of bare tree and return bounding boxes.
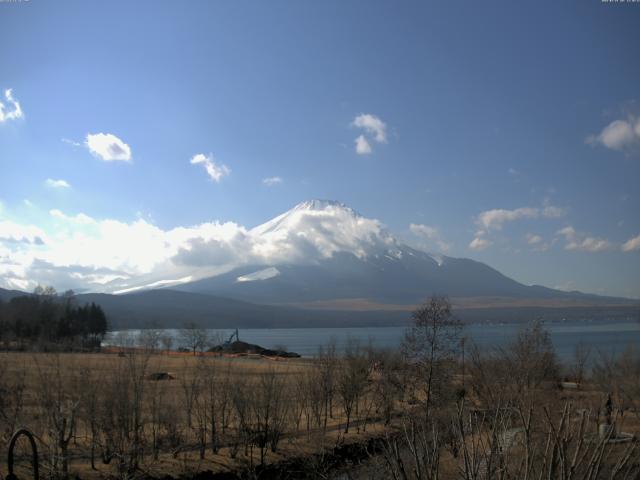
[138,325,163,352]
[217,361,233,435]
[570,341,591,386]
[179,357,200,429]
[468,320,560,410]
[593,345,640,421]
[453,400,640,480]
[382,414,442,480]
[159,403,183,459]
[403,295,462,418]
[372,348,405,425]
[160,334,174,353]
[508,319,559,394]
[35,354,81,478]
[125,349,151,471]
[179,322,209,355]
[251,368,289,464]
[317,339,337,428]
[0,354,26,445]
[148,369,167,461]
[467,344,509,408]
[336,338,369,433]
[230,376,252,460]
[79,365,102,469]
[97,350,151,475]
[192,361,208,460]
[200,357,222,454]
[306,367,325,433]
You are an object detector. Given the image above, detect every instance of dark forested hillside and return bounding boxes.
[0,286,107,349]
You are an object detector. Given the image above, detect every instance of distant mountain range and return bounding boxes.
[0,288,26,302]
[1,286,637,330]
[175,254,633,308]
[1,200,637,329]
[0,287,410,329]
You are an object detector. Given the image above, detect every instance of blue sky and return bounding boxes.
[1,0,639,297]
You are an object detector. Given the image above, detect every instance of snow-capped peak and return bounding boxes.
[294,199,354,213]
[250,199,398,261]
[252,199,360,236]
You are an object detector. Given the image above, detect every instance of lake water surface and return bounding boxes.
[107,319,640,361]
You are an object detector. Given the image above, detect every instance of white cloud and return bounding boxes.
[587,117,640,152]
[86,133,132,162]
[0,221,46,245]
[113,276,194,295]
[469,237,491,251]
[45,178,71,189]
[409,223,451,252]
[410,224,439,239]
[556,226,612,252]
[477,207,538,231]
[351,113,387,154]
[622,234,640,252]
[0,201,403,292]
[525,233,550,252]
[352,114,387,142]
[568,237,612,252]
[61,138,82,147]
[542,205,566,218]
[354,135,372,155]
[0,210,228,291]
[525,233,543,245]
[0,89,23,123]
[470,204,566,253]
[557,226,576,239]
[249,200,397,262]
[262,176,283,186]
[476,204,566,232]
[49,209,96,225]
[190,153,230,183]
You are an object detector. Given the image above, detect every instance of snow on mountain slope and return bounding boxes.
[4,199,636,305]
[236,267,280,283]
[249,199,399,262]
[175,200,636,305]
[3,199,634,309]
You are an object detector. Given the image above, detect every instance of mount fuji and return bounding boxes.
[172,200,632,309]
[5,200,635,329]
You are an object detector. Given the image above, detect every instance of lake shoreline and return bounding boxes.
[106,318,640,361]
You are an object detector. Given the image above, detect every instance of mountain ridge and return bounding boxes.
[167,199,636,307]
[1,286,637,330]
[2,200,637,329]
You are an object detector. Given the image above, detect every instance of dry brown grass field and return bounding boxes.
[0,349,401,479]
[2,312,640,479]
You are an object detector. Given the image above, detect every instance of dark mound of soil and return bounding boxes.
[209,340,300,358]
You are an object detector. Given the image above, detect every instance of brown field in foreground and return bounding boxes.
[2,308,640,479]
[0,348,402,479]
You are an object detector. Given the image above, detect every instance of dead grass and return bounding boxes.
[2,351,639,479]
[0,350,393,479]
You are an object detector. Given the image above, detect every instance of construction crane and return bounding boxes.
[223,328,239,347]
